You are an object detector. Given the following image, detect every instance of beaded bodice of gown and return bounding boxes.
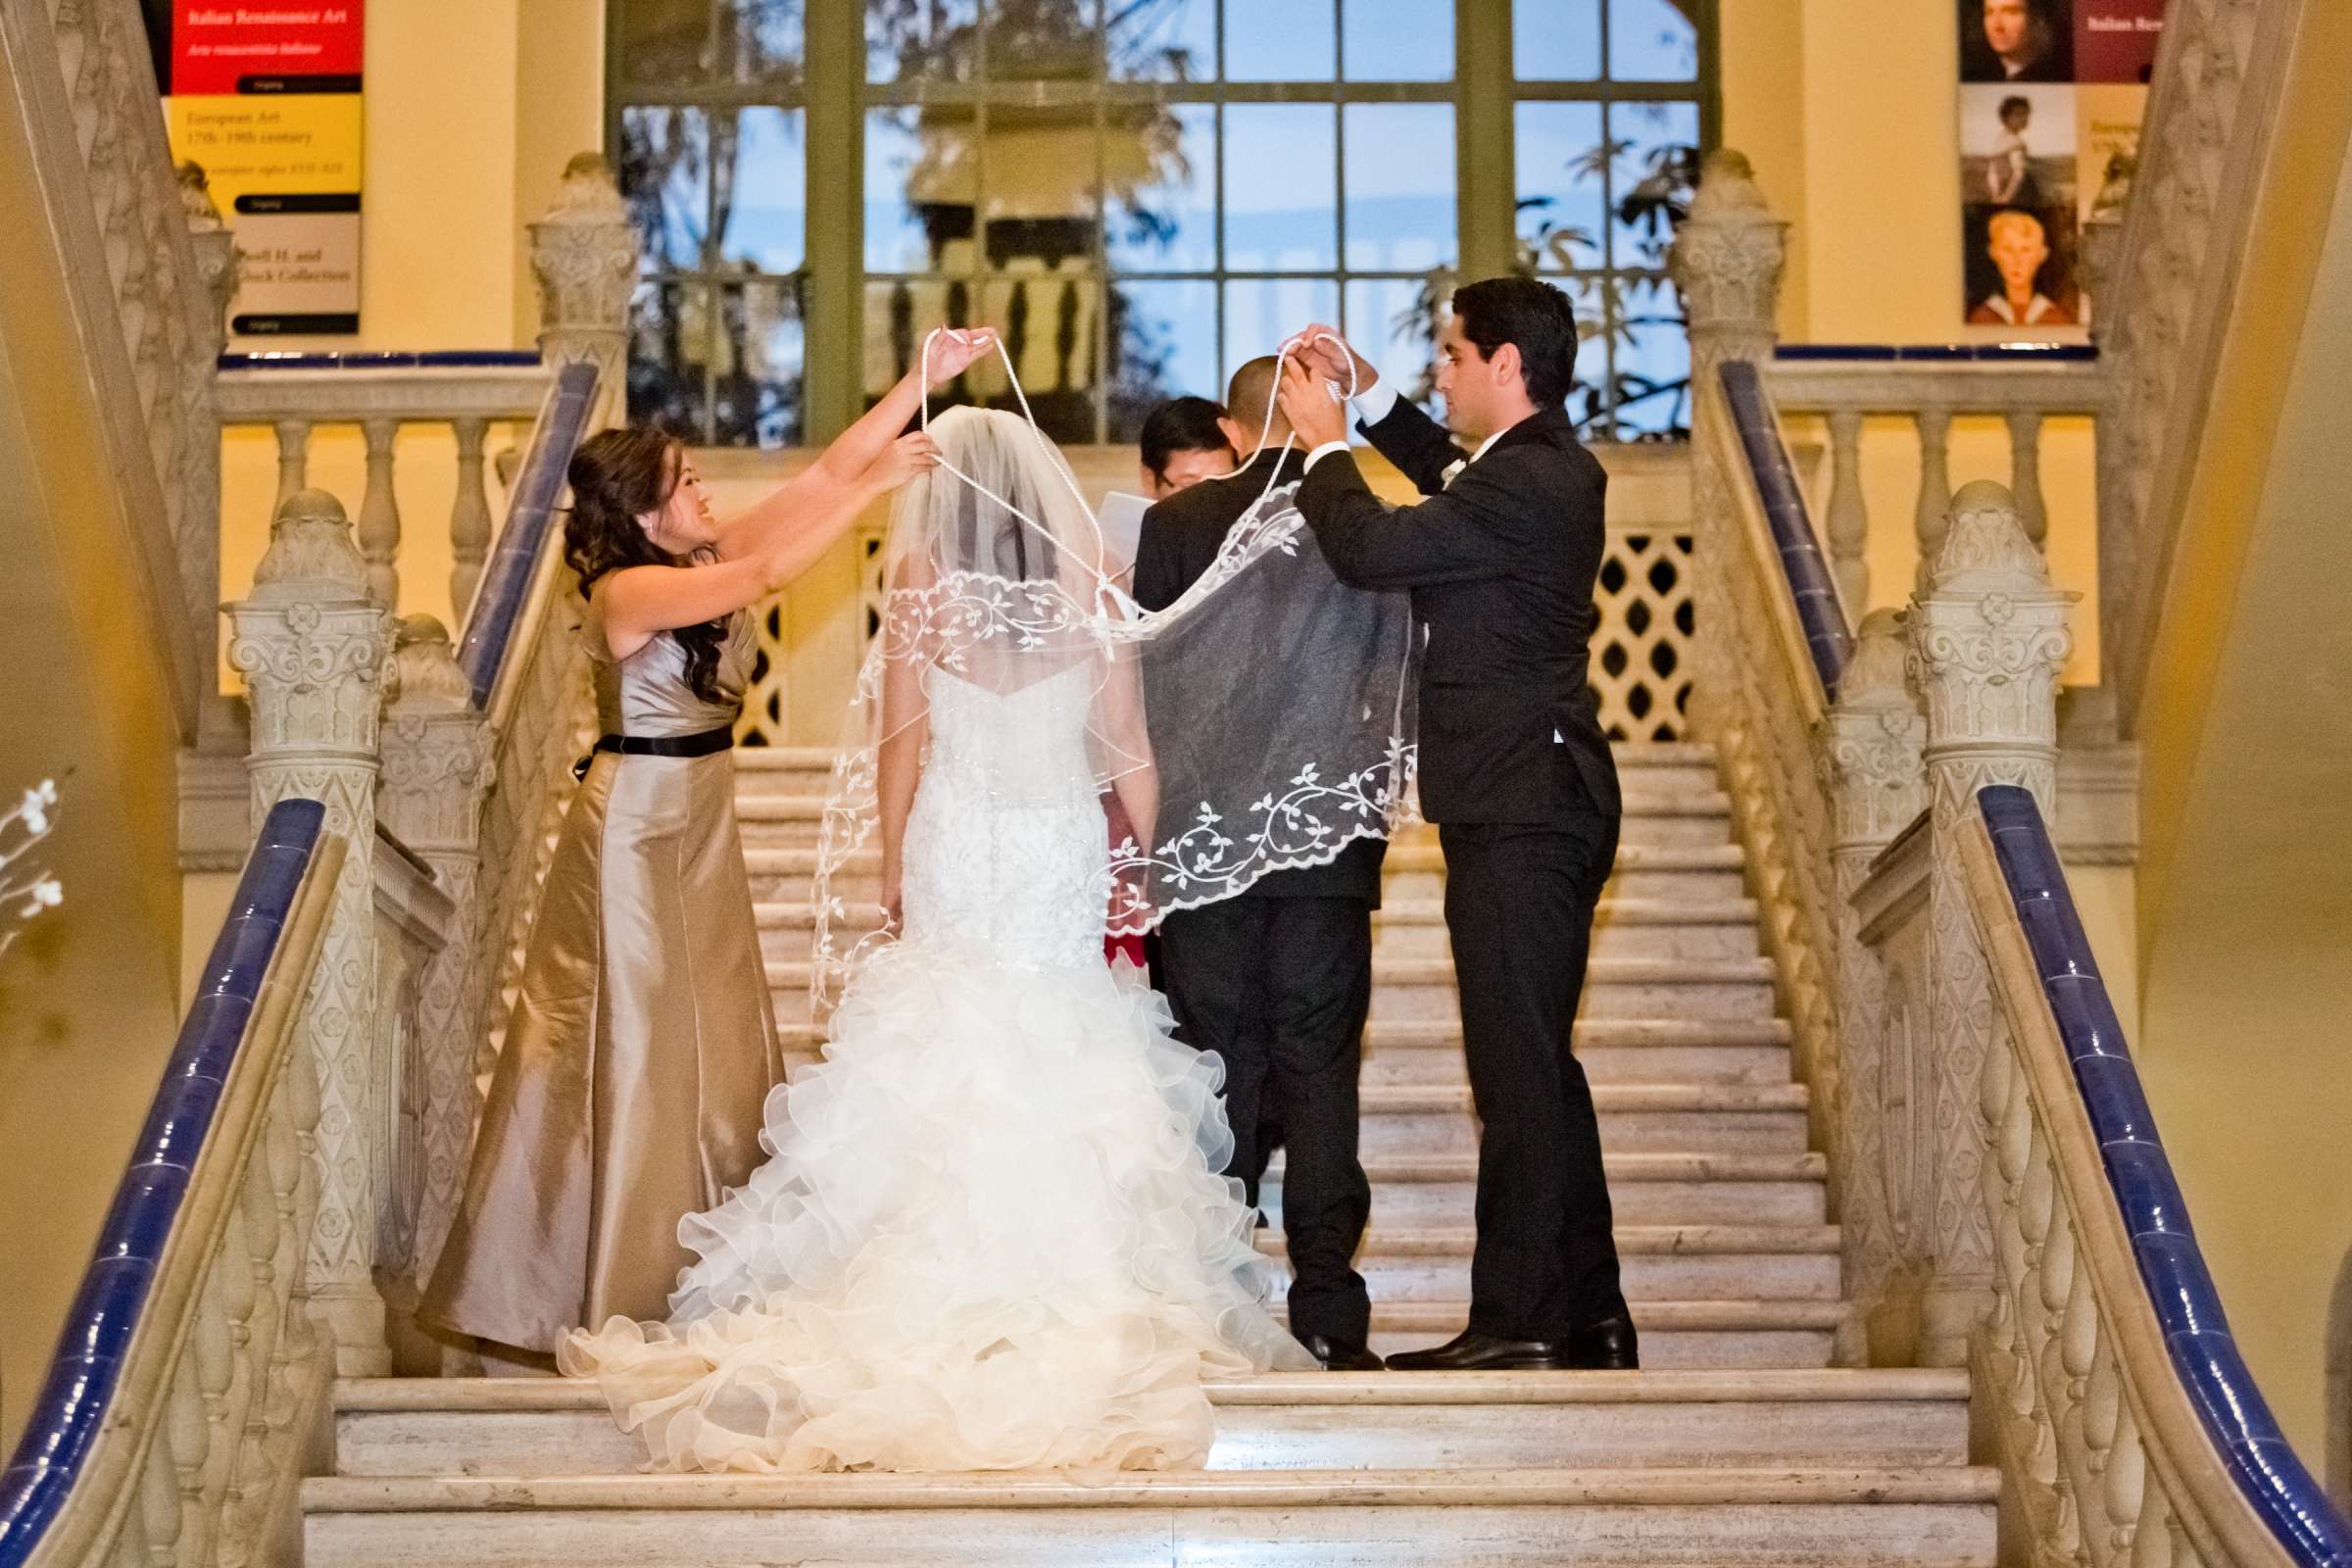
[900,661,1109,969]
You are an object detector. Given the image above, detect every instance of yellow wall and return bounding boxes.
[216,0,604,673]
[0,65,190,1446]
[2126,7,2352,1470]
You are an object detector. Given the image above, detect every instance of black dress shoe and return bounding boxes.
[1564,1309,1641,1371]
[1298,1334,1387,1372]
[1384,1329,1572,1372]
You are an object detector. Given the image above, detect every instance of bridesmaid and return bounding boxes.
[420,328,1001,1360]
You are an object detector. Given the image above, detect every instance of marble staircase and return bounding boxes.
[738,740,1843,1370]
[298,739,2000,1567]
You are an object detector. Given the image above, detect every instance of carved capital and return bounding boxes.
[1907,482,2078,776]
[1818,609,1928,857]
[1667,149,1788,367]
[529,152,637,356]
[226,491,392,760]
[380,616,495,856]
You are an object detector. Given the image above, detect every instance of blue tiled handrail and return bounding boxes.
[216,349,544,371]
[455,360,602,709]
[1717,361,1853,698]
[1977,785,2352,1568]
[1775,342,2099,364]
[0,799,328,1564]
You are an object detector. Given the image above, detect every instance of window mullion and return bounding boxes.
[802,0,866,441]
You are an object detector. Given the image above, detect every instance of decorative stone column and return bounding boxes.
[226,490,396,1376]
[1815,608,1929,1364]
[1905,480,2076,1366]
[529,153,637,426]
[1666,150,1788,737]
[180,160,241,745]
[376,615,494,1305]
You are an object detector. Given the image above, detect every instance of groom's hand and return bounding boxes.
[1278,357,1349,451]
[1294,323,1377,396]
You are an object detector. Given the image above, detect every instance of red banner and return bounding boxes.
[171,4,365,97]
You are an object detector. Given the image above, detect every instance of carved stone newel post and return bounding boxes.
[1816,609,1929,1363]
[377,616,494,1311]
[227,490,396,1376]
[1906,480,2075,1365]
[1666,150,1788,736]
[529,153,637,424]
[181,161,241,741]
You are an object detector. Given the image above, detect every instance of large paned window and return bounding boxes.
[610,1,1713,447]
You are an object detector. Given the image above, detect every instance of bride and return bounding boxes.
[562,348,1415,1475]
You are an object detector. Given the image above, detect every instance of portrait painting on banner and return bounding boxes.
[1955,0,2167,325]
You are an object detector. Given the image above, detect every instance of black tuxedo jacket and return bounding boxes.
[1132,448,1386,904]
[1298,399,1621,826]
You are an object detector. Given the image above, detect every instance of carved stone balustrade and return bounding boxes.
[214,358,551,616]
[1770,351,2108,609]
[1816,607,1929,1365]
[1906,480,2077,1366]
[224,489,397,1375]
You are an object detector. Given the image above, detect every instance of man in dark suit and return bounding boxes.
[1132,356,1386,1373]
[1275,278,1636,1372]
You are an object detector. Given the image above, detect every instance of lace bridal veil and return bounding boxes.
[809,340,1418,1004]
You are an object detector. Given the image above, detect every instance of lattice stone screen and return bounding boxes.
[735,519,1696,750]
[1593,527,1696,743]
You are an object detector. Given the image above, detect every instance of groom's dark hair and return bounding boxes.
[1452,276,1582,408]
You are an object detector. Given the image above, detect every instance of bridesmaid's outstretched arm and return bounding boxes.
[715,327,1000,563]
[599,432,940,655]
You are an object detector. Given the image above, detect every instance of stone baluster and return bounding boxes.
[1816,608,1928,1364]
[1824,408,1869,613]
[358,418,403,605]
[1905,479,2076,1366]
[2007,409,2048,547]
[1912,408,1954,591]
[270,420,313,514]
[225,489,395,1376]
[376,615,495,1348]
[529,153,638,427]
[1665,149,1788,729]
[448,418,494,618]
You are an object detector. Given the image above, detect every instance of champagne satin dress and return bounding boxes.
[420,593,781,1354]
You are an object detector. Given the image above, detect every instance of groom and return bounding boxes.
[1133,355,1385,1374]
[1276,278,1637,1372]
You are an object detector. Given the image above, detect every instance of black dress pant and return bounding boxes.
[1157,896,1373,1347]
[1440,812,1627,1339]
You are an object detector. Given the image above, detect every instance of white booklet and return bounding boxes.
[1097,489,1152,576]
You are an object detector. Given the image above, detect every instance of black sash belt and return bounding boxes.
[573,723,735,781]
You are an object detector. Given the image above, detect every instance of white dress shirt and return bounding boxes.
[1302,374,1505,476]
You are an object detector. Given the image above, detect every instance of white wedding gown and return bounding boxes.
[561,662,1310,1474]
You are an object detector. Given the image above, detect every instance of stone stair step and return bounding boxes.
[734,793,1738,850]
[1361,1016,1792,1087]
[1375,896,1760,960]
[757,899,1765,965]
[1256,1225,1842,1303]
[1264,1151,1829,1228]
[761,956,1781,1026]
[1320,1299,1848,1365]
[304,1465,1996,1568]
[1365,956,1779,1023]
[328,1368,1960,1478]
[1355,1082,1812,1156]
[741,841,1754,904]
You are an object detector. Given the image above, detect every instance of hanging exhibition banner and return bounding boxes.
[1955,0,2165,326]
[160,4,366,336]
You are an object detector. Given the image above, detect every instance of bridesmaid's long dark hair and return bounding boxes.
[564,427,728,704]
